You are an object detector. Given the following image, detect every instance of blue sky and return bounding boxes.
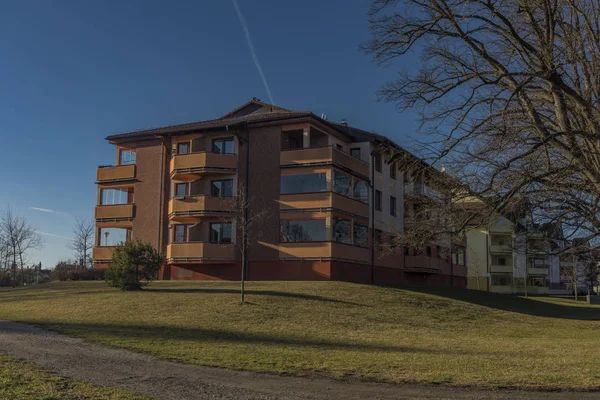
[0,0,420,268]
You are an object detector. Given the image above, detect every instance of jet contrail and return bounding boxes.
[232,0,275,105]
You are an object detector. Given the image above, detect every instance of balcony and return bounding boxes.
[489,244,512,254]
[280,146,369,178]
[97,165,136,182]
[168,196,235,222]
[278,242,369,262]
[404,255,444,273]
[93,246,115,261]
[170,152,237,181]
[279,192,368,218]
[95,204,135,221]
[490,264,513,273]
[529,266,549,275]
[166,242,235,262]
[404,183,443,203]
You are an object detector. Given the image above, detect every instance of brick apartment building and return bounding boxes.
[93,99,467,286]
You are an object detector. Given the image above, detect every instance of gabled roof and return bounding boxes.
[219,97,292,119]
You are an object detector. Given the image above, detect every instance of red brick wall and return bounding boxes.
[248,260,331,281]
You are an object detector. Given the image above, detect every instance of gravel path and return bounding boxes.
[0,321,596,400]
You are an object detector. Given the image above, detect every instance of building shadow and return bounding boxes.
[144,287,368,306]
[396,286,600,321]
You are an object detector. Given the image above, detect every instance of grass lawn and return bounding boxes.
[1,281,600,390]
[0,355,149,399]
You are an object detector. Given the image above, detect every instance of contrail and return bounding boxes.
[232,0,275,105]
[29,207,73,217]
[36,231,73,241]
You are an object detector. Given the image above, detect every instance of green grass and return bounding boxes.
[1,281,600,390]
[0,356,149,399]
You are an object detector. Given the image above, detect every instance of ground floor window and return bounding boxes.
[491,274,512,286]
[528,276,548,287]
[353,223,368,248]
[333,217,352,244]
[280,220,326,242]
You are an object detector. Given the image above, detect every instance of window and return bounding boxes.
[100,189,130,205]
[174,225,187,243]
[353,180,368,203]
[333,217,352,244]
[375,190,382,211]
[529,276,548,287]
[390,163,396,180]
[119,149,136,165]
[374,152,382,172]
[404,246,409,255]
[210,222,232,243]
[175,183,188,197]
[498,257,506,266]
[350,148,361,159]
[177,142,190,155]
[491,274,512,286]
[333,170,352,197]
[436,245,442,259]
[375,230,383,248]
[353,222,368,248]
[280,220,326,242]
[212,137,235,154]
[498,238,505,246]
[425,246,431,257]
[281,173,327,194]
[390,196,396,216]
[452,246,466,265]
[211,179,233,197]
[98,228,130,246]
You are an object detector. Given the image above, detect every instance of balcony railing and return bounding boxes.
[93,246,115,262]
[170,152,237,180]
[280,146,370,178]
[97,165,136,182]
[279,192,368,218]
[490,264,513,273]
[168,196,235,221]
[95,204,135,220]
[166,242,235,262]
[489,244,512,254]
[277,242,370,262]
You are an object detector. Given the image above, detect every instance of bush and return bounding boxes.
[52,264,104,281]
[105,240,163,291]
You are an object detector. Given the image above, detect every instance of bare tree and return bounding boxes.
[68,218,95,269]
[222,183,270,304]
[1,209,43,285]
[365,0,600,249]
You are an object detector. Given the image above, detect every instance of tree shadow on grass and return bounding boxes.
[144,287,368,307]
[10,320,499,357]
[397,286,600,321]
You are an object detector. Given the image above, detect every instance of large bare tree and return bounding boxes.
[222,184,270,304]
[68,218,95,269]
[365,0,600,246]
[0,209,43,285]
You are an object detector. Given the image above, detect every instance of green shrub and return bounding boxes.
[105,240,163,291]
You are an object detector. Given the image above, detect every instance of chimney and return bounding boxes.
[340,119,348,126]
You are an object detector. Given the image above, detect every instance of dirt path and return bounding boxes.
[0,321,595,400]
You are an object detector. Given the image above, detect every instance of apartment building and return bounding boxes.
[93,98,467,286]
[467,212,569,294]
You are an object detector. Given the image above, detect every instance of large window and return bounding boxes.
[280,220,326,242]
[375,190,382,211]
[119,149,136,165]
[281,173,327,194]
[333,217,352,244]
[101,189,130,205]
[353,223,368,247]
[175,183,188,197]
[177,142,190,155]
[210,223,232,243]
[98,228,130,246]
[491,274,512,286]
[212,137,235,154]
[390,196,397,216]
[211,179,233,197]
[390,163,396,179]
[333,171,352,197]
[353,180,368,203]
[174,225,187,243]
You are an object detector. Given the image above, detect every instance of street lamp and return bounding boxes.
[104,231,110,246]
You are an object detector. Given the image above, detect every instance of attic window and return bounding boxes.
[497,218,505,226]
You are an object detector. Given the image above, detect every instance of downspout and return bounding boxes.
[486,224,490,291]
[370,151,375,285]
[244,127,250,282]
[157,136,166,277]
